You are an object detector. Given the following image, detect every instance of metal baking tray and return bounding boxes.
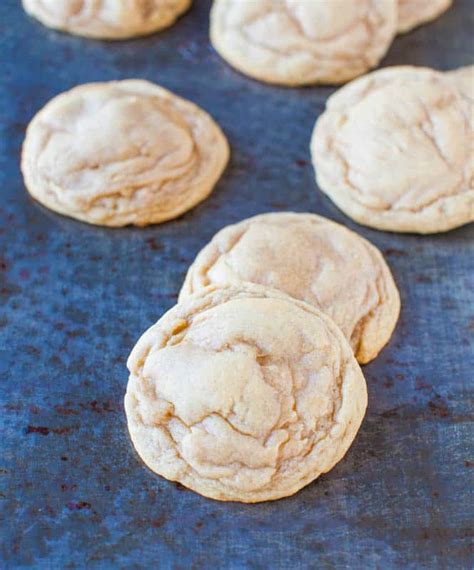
[1,0,473,567]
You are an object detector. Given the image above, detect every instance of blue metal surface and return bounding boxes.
[1,1,473,568]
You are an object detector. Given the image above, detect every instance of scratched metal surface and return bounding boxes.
[1,1,473,568]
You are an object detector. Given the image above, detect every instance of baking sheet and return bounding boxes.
[1,0,473,567]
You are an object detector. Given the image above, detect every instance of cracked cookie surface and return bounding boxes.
[22,0,191,39]
[311,66,474,233]
[210,0,398,86]
[125,284,367,502]
[21,80,229,227]
[179,213,400,364]
[397,0,452,34]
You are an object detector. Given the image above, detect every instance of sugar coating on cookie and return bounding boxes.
[180,213,400,364]
[311,66,474,234]
[22,0,191,39]
[125,284,367,502]
[210,0,398,86]
[21,80,229,227]
[397,0,452,34]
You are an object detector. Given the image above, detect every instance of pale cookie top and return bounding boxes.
[180,213,400,364]
[125,284,368,502]
[21,80,229,227]
[22,0,191,39]
[210,0,398,86]
[397,0,452,34]
[311,66,474,234]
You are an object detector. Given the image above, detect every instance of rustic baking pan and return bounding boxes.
[1,0,472,567]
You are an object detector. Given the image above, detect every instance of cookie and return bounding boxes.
[397,0,452,34]
[21,80,229,227]
[311,66,474,234]
[446,65,474,103]
[125,284,368,502]
[210,0,398,86]
[22,0,191,40]
[180,213,400,364]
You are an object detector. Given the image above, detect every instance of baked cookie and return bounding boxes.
[125,284,368,502]
[22,0,191,40]
[210,0,398,86]
[311,66,474,233]
[397,0,452,34]
[21,80,229,227]
[446,65,474,103]
[180,213,400,364]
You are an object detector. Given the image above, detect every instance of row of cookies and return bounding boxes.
[124,211,401,501]
[121,62,472,500]
[21,65,473,233]
[18,77,401,503]
[23,1,452,86]
[18,2,471,503]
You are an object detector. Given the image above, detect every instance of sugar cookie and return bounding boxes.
[180,213,400,364]
[210,0,398,86]
[125,284,368,502]
[311,66,474,233]
[22,0,191,39]
[21,80,229,227]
